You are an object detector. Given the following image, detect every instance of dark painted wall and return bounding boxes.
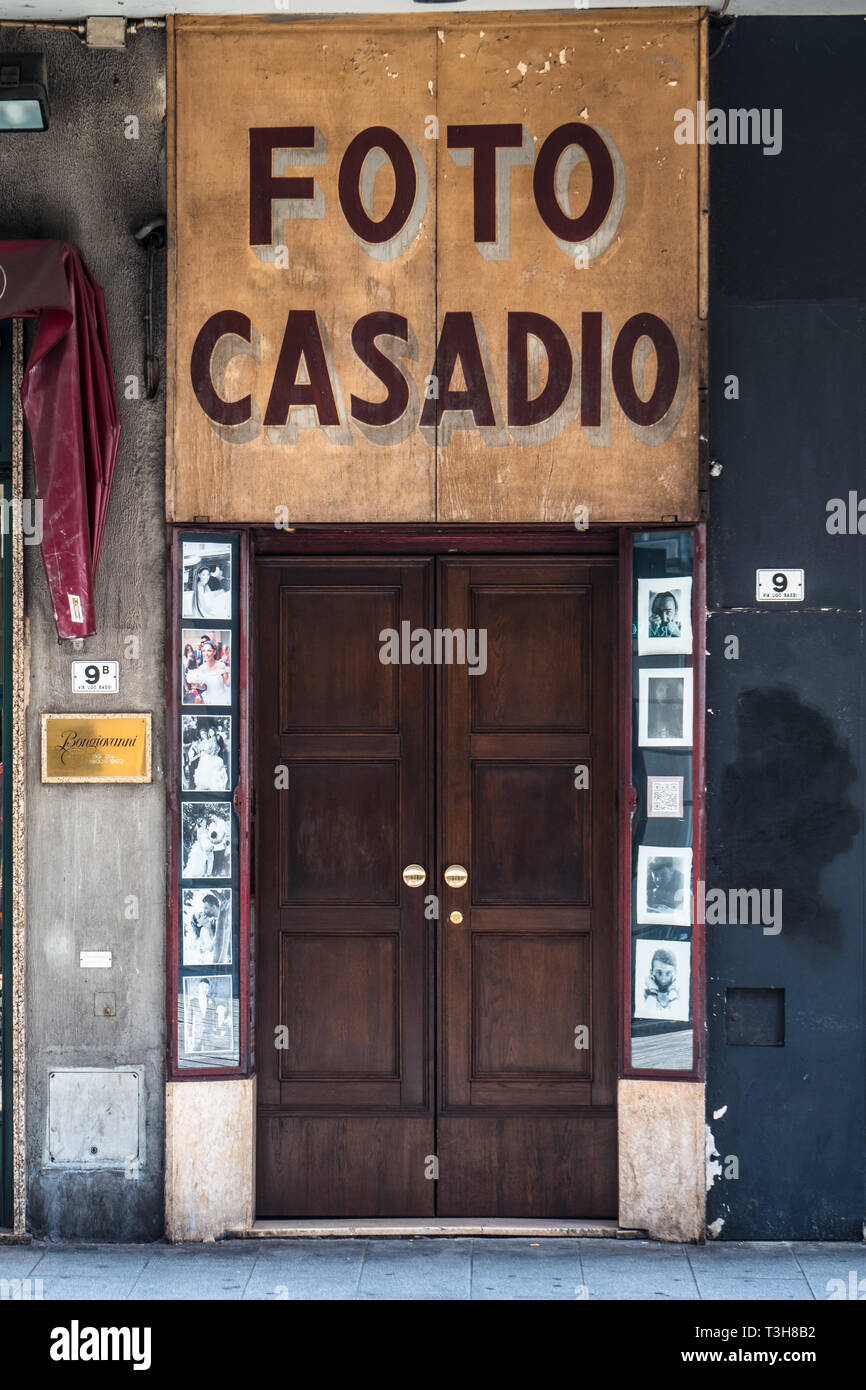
[707,17,866,1239]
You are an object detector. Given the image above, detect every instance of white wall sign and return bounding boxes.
[79,951,112,969]
[71,660,120,694]
[755,569,805,602]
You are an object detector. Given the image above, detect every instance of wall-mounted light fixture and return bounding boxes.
[0,53,49,132]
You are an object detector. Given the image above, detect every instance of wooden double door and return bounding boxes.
[255,553,618,1217]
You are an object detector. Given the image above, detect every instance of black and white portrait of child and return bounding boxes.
[633,938,690,1022]
[644,947,679,1008]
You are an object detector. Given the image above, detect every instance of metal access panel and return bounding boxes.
[725,988,785,1047]
[46,1067,144,1170]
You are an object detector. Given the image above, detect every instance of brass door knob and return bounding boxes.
[449,910,463,924]
[444,864,468,888]
[402,864,426,888]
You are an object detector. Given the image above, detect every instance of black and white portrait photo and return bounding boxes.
[182,628,232,707]
[182,975,235,1057]
[638,668,693,747]
[636,844,692,927]
[182,541,232,621]
[637,577,692,655]
[182,888,232,966]
[181,801,232,880]
[633,938,691,1022]
[182,715,231,792]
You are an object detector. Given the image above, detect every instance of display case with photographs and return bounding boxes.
[625,530,703,1077]
[170,532,246,1075]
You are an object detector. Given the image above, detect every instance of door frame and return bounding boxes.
[253,524,620,559]
[164,521,707,1233]
[250,523,626,1221]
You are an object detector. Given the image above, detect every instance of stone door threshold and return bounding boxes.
[227,1218,643,1239]
[0,1229,30,1244]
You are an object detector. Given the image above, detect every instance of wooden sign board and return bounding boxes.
[42,714,152,783]
[168,11,705,525]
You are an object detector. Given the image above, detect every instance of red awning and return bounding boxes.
[0,240,120,639]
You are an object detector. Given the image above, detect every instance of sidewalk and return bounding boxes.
[1,1238,863,1301]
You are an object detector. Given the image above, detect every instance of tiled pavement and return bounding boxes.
[1,1238,864,1300]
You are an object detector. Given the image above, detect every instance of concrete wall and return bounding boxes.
[0,26,167,1239]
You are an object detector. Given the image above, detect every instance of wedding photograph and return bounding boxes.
[181,715,231,793]
[182,974,235,1057]
[181,887,232,967]
[181,628,232,706]
[181,802,232,881]
[182,539,232,621]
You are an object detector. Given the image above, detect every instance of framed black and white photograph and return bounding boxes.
[182,628,232,707]
[636,577,692,655]
[638,668,694,747]
[182,887,232,966]
[636,844,692,926]
[181,801,232,880]
[633,938,691,1022]
[647,774,684,819]
[182,715,231,792]
[182,975,235,1057]
[182,541,232,621]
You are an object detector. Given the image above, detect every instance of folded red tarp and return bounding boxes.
[0,240,120,639]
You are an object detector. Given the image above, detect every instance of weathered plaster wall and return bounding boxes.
[0,26,167,1239]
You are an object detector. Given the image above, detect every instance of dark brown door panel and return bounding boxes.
[437,560,618,1212]
[436,1115,618,1218]
[256,553,618,1217]
[255,560,434,1215]
[256,1116,435,1218]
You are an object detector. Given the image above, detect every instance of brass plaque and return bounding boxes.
[444,864,468,889]
[402,863,427,888]
[42,714,152,784]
